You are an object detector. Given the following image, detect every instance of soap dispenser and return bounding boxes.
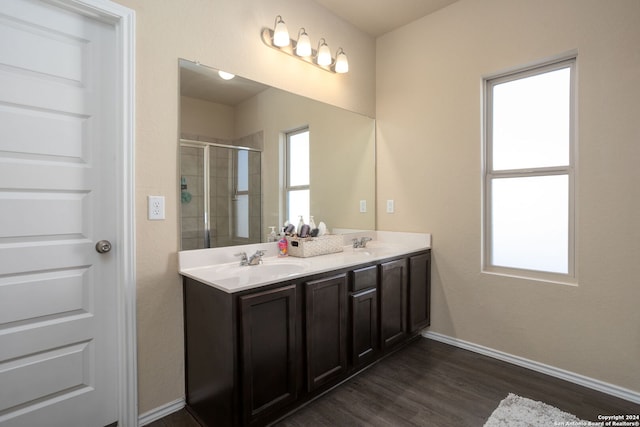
[267,226,277,242]
[278,232,288,257]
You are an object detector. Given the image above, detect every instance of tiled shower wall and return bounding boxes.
[180,146,204,250]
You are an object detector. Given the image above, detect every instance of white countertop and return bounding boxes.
[178,231,431,293]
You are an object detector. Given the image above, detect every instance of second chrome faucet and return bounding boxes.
[352,237,372,248]
[236,250,266,266]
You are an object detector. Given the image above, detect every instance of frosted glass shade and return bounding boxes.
[273,17,290,47]
[295,31,311,57]
[335,49,348,73]
[317,41,332,66]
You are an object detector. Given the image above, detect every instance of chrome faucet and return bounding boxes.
[236,252,249,266]
[248,250,266,265]
[352,237,373,248]
[237,250,266,266]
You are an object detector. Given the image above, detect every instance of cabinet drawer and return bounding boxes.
[350,265,377,292]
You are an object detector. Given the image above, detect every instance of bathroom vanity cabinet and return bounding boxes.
[183,249,430,427]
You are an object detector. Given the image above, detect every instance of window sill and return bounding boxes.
[482,266,578,287]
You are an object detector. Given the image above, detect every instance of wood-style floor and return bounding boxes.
[147,338,640,427]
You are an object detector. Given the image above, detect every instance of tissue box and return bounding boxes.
[286,234,344,258]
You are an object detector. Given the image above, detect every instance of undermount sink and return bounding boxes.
[202,258,310,281]
[237,261,308,277]
[349,242,399,257]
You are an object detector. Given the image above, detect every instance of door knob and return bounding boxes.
[95,240,112,254]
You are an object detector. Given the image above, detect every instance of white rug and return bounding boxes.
[484,393,587,427]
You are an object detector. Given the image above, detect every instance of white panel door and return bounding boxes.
[0,0,119,425]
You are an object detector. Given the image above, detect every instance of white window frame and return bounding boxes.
[482,56,577,284]
[284,127,310,223]
[233,149,250,240]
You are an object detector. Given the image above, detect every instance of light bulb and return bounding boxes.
[218,70,235,80]
[334,48,348,73]
[295,28,311,57]
[317,39,332,66]
[273,15,290,47]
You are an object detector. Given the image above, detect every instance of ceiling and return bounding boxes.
[312,0,459,37]
[180,60,269,106]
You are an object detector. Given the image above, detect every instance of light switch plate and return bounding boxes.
[386,199,394,214]
[359,200,367,213]
[148,195,165,220]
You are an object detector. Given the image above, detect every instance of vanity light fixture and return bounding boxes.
[261,15,349,74]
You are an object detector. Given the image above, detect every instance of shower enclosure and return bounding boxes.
[180,139,261,250]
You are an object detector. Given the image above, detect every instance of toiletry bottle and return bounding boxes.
[284,223,295,235]
[296,215,304,236]
[299,224,311,238]
[309,215,316,230]
[267,226,277,242]
[278,233,288,257]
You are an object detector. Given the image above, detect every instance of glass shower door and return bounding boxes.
[180,141,261,250]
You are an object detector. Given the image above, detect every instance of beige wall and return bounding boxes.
[112,0,375,414]
[180,96,234,140]
[376,0,640,394]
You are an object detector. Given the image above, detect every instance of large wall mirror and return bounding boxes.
[179,59,375,250]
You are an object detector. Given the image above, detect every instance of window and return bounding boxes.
[234,149,249,239]
[483,57,576,282]
[285,128,310,224]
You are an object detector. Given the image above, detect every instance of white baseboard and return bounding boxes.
[422,331,640,405]
[138,398,185,426]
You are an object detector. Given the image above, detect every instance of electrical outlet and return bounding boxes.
[386,199,394,214]
[359,200,367,213]
[148,195,165,220]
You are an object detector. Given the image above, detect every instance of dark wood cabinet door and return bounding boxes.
[380,259,407,350]
[350,287,378,366]
[239,284,298,424]
[305,274,348,391]
[408,252,431,332]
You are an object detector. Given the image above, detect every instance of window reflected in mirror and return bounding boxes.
[286,127,310,224]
